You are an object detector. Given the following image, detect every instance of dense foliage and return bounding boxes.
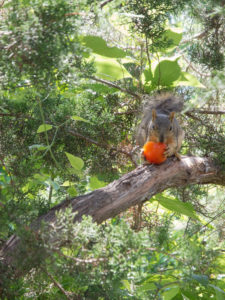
[0,0,224,299]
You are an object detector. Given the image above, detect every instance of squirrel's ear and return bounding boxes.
[169,111,175,122]
[152,109,157,121]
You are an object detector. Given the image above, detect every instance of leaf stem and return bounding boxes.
[37,96,61,169]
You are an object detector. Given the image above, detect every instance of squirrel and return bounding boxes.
[136,93,184,161]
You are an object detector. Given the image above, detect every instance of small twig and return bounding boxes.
[137,202,143,230]
[145,36,151,70]
[182,55,211,77]
[185,112,207,124]
[68,130,137,166]
[0,113,31,118]
[48,185,53,208]
[51,247,106,266]
[37,96,61,170]
[42,267,73,300]
[181,31,207,44]
[198,209,225,234]
[183,218,191,236]
[100,0,114,9]
[88,76,141,100]
[155,202,160,214]
[114,109,138,115]
[156,52,161,88]
[185,112,223,131]
[191,109,225,115]
[65,12,87,17]
[68,130,105,148]
[0,0,5,9]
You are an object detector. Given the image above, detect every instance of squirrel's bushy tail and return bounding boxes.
[142,92,183,113]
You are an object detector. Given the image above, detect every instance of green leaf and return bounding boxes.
[153,59,181,86]
[89,176,107,190]
[162,286,180,300]
[33,173,49,182]
[67,186,77,197]
[139,275,176,292]
[181,289,198,300]
[71,115,90,123]
[170,293,183,300]
[37,124,53,133]
[93,54,132,81]
[153,195,199,219]
[65,152,84,170]
[122,280,132,292]
[83,35,126,58]
[143,68,153,83]
[137,281,156,292]
[160,28,183,51]
[61,181,75,187]
[174,72,205,88]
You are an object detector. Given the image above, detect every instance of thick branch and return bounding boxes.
[1,156,224,273]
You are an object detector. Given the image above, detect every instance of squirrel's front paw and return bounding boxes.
[141,150,152,165]
[164,146,174,158]
[143,160,152,165]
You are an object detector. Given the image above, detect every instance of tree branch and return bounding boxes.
[88,76,141,100]
[1,156,224,275]
[181,31,207,44]
[0,0,5,9]
[191,110,225,115]
[182,55,211,77]
[100,0,114,9]
[42,267,73,300]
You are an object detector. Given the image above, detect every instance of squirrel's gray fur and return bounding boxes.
[136,92,184,147]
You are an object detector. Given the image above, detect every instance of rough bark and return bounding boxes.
[1,156,224,273]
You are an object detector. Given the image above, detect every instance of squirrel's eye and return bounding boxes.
[169,126,173,131]
[152,125,156,130]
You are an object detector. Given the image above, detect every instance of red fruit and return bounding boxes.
[143,141,167,164]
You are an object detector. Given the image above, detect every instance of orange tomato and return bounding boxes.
[143,141,167,164]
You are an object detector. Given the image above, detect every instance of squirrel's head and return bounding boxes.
[149,109,176,144]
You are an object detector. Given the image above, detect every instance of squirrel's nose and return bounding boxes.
[159,135,164,143]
